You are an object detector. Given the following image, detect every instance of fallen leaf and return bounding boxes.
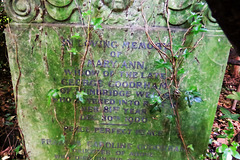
[0,117,5,127]
[217,138,229,145]
[1,155,10,160]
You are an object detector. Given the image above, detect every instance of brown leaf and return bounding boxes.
[0,117,5,127]
[217,138,229,145]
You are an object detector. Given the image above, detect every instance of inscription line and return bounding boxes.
[100,123,129,126]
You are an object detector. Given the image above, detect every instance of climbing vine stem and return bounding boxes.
[64,0,103,158]
[141,0,206,159]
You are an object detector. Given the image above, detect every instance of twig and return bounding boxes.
[1,124,16,151]
[89,52,104,118]
[174,102,190,160]
[90,144,104,160]
[165,0,179,88]
[54,107,64,130]
[74,0,84,25]
[64,100,78,159]
[73,100,77,136]
[74,0,87,35]
[165,0,174,58]
[189,33,205,53]
[157,32,171,51]
[141,1,170,62]
[163,70,188,160]
[178,74,187,87]
[65,1,92,159]
[141,0,191,159]
[0,146,12,156]
[182,26,193,46]
[64,149,70,160]
[78,13,91,92]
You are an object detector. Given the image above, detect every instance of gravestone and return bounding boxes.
[4,0,230,159]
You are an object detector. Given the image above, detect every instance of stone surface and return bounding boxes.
[5,0,230,160]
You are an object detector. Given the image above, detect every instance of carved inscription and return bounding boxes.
[42,38,177,159]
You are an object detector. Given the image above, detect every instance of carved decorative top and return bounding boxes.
[101,0,133,12]
[4,0,40,22]
[4,0,219,29]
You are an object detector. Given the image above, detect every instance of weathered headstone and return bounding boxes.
[5,0,230,159]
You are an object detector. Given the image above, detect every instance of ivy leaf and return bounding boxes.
[188,86,198,93]
[68,48,78,55]
[76,91,88,104]
[222,148,233,160]
[231,141,239,148]
[5,121,14,126]
[191,22,207,34]
[149,94,162,105]
[198,154,205,160]
[58,134,65,143]
[94,24,103,30]
[217,134,227,138]
[224,130,234,139]
[91,17,103,25]
[68,144,77,151]
[216,144,228,153]
[187,144,194,151]
[227,91,240,100]
[166,115,175,124]
[155,59,172,71]
[149,95,162,113]
[196,15,203,20]
[182,49,192,58]
[232,150,240,159]
[194,97,202,103]
[223,121,235,139]
[199,28,208,32]
[14,145,21,155]
[71,33,81,39]
[47,89,60,106]
[91,17,103,30]
[192,24,202,34]
[178,68,185,76]
[82,10,91,18]
[220,107,240,121]
[184,86,202,107]
[150,106,161,113]
[228,119,234,130]
[191,18,201,26]
[187,12,197,20]
[196,2,205,8]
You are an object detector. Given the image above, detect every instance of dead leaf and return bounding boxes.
[217,138,229,145]
[7,116,15,121]
[1,155,10,160]
[0,117,4,127]
[18,150,24,155]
